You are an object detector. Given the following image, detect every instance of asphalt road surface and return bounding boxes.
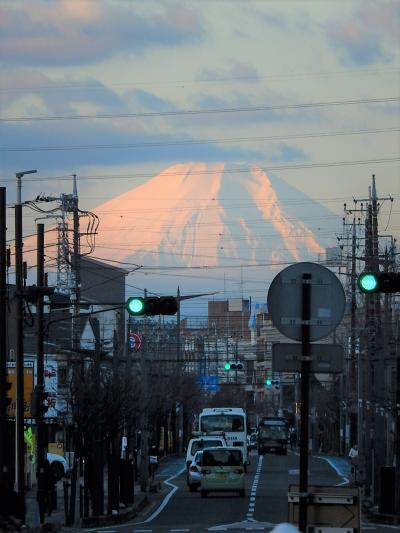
[80,451,399,533]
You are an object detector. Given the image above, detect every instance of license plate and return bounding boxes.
[270,448,275,451]
[217,473,226,480]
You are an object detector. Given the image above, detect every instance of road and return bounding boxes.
[81,451,398,533]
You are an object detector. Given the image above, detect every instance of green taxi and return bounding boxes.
[200,446,245,497]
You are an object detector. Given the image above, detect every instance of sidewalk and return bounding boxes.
[24,455,184,531]
[24,479,148,532]
[317,453,400,526]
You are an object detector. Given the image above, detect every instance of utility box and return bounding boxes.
[288,484,361,532]
[379,466,395,514]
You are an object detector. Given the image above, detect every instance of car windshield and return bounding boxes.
[203,449,242,467]
[259,426,288,439]
[200,415,244,432]
[193,451,203,464]
[191,439,224,455]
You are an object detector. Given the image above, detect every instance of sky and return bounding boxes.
[1,0,399,310]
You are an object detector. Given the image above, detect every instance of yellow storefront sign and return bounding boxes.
[6,363,34,418]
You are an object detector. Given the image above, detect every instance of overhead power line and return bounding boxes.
[1,96,398,122]
[6,157,399,184]
[1,126,398,153]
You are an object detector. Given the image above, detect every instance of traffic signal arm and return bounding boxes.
[357,272,400,293]
[224,361,244,370]
[126,296,178,316]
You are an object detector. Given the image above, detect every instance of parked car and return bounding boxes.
[47,453,69,481]
[188,450,203,492]
[185,435,226,471]
[200,447,245,498]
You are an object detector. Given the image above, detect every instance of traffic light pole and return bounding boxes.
[15,192,25,506]
[14,170,36,517]
[36,224,46,521]
[0,187,8,486]
[299,273,311,533]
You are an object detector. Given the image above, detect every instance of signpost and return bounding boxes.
[288,485,361,532]
[6,362,34,418]
[272,343,344,373]
[267,262,345,533]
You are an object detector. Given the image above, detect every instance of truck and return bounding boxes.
[257,416,288,455]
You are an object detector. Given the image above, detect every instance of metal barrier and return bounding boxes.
[288,485,361,532]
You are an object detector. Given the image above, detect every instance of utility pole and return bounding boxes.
[15,169,36,516]
[71,174,81,352]
[36,223,46,522]
[0,187,8,487]
[348,176,392,501]
[140,292,149,492]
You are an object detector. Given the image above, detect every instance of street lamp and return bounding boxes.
[14,169,37,514]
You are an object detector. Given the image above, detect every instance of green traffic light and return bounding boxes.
[126,297,145,315]
[265,379,272,386]
[357,272,378,293]
[224,362,231,371]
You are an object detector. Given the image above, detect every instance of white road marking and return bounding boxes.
[123,466,186,528]
[209,520,276,530]
[246,455,263,520]
[317,456,349,485]
[142,467,186,523]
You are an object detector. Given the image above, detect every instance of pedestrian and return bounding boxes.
[37,459,57,526]
[0,479,26,530]
[289,428,297,449]
[348,444,358,481]
[318,432,323,453]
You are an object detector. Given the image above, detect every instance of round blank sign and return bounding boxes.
[267,262,345,342]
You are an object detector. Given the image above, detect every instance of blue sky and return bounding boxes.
[1,0,399,248]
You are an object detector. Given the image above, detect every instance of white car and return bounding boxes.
[185,436,226,470]
[185,435,226,486]
[188,450,203,492]
[47,453,69,480]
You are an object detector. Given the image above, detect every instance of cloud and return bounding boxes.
[0,1,205,67]
[0,117,266,174]
[0,72,125,116]
[198,62,259,82]
[124,89,176,113]
[251,9,288,30]
[326,1,399,65]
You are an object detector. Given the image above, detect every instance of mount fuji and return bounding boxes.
[26,163,339,302]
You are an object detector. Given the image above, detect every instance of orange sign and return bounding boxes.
[6,363,34,418]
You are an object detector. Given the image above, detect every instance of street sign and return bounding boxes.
[272,343,344,373]
[129,332,142,352]
[6,361,34,418]
[288,485,361,532]
[267,262,346,342]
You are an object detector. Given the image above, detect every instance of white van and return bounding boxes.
[185,435,226,481]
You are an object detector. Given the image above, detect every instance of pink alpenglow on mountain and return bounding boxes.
[88,163,325,268]
[21,163,330,298]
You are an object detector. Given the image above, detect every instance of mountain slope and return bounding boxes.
[88,162,327,268]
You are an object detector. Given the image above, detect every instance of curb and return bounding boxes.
[80,494,149,528]
[363,504,400,526]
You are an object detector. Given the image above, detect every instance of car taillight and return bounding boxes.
[233,469,244,474]
[189,465,198,472]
